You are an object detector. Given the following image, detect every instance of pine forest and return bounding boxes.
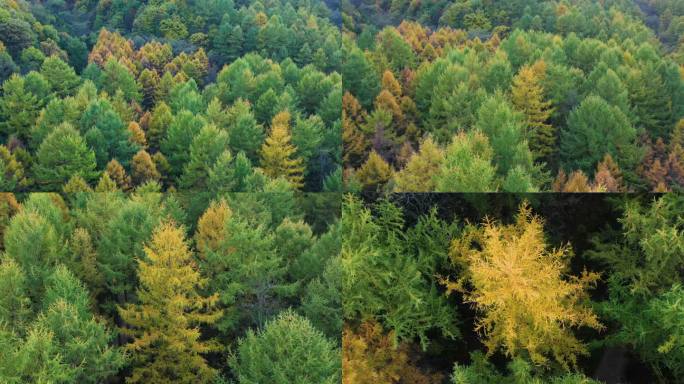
[0,0,683,383]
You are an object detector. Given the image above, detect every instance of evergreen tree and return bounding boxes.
[40,56,80,97]
[37,266,125,384]
[196,204,295,336]
[0,257,31,332]
[561,95,638,175]
[475,94,535,179]
[226,100,264,162]
[627,63,673,139]
[147,102,173,151]
[342,196,458,348]
[33,123,98,190]
[229,310,340,384]
[180,124,229,189]
[435,131,497,192]
[161,110,206,178]
[0,74,40,141]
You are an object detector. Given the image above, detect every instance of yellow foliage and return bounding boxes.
[118,221,222,384]
[128,122,147,148]
[195,199,231,259]
[343,321,441,384]
[381,70,402,97]
[511,61,555,160]
[105,159,131,191]
[131,149,160,185]
[356,151,393,190]
[447,203,603,369]
[343,92,369,168]
[374,90,404,124]
[394,137,444,192]
[95,172,118,192]
[260,111,305,189]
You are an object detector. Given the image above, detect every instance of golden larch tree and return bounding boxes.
[259,111,305,189]
[95,172,118,192]
[118,221,222,384]
[131,149,161,186]
[356,151,393,191]
[343,321,441,384]
[593,154,623,192]
[106,159,131,190]
[343,92,369,168]
[446,203,603,369]
[394,136,444,192]
[381,70,402,97]
[511,60,555,161]
[128,122,147,148]
[195,199,231,259]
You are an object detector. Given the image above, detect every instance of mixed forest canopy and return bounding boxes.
[0,0,342,192]
[342,192,684,383]
[342,0,684,192]
[0,191,341,383]
[2,0,684,383]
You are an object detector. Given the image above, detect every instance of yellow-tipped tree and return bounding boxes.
[118,221,222,384]
[260,111,305,189]
[511,61,555,161]
[195,199,231,259]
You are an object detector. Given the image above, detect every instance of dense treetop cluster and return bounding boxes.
[342,0,684,192]
[0,191,341,383]
[0,0,342,192]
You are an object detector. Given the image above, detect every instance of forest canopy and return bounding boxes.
[1,0,684,383]
[342,0,684,192]
[0,0,342,192]
[0,190,341,383]
[342,192,681,383]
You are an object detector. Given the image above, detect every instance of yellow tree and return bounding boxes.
[343,92,369,168]
[394,136,444,192]
[128,122,148,148]
[446,203,602,369]
[195,199,231,259]
[381,70,402,97]
[259,111,305,189]
[118,221,222,384]
[356,151,393,191]
[95,172,118,192]
[343,321,441,384]
[511,61,555,161]
[131,149,161,186]
[106,159,131,190]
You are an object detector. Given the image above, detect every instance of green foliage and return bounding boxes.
[33,123,98,190]
[197,203,296,336]
[229,310,341,384]
[451,352,600,384]
[80,99,139,168]
[40,56,80,97]
[589,195,684,380]
[561,96,638,176]
[342,195,459,348]
[343,4,684,191]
